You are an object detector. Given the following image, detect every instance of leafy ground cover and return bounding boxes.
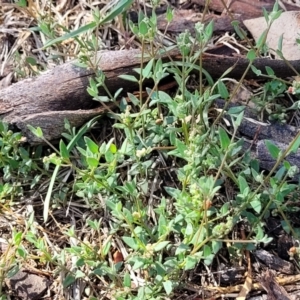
[1,0,300,299]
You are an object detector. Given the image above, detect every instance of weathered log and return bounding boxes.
[1,47,300,143]
[0,49,147,119]
[0,49,149,143]
[215,99,300,177]
[1,0,300,144]
[256,140,300,175]
[258,269,292,300]
[255,249,294,275]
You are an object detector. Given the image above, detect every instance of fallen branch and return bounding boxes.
[1,47,300,143]
[214,99,300,178]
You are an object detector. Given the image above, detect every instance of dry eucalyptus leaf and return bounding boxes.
[228,82,253,105]
[244,11,300,60]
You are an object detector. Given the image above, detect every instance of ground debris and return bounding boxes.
[5,268,51,300]
[254,249,294,275]
[259,269,291,300]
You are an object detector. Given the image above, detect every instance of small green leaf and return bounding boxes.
[175,243,189,255]
[166,7,174,23]
[288,135,300,154]
[204,254,214,266]
[203,245,211,257]
[275,166,286,180]
[76,258,85,267]
[265,140,280,159]
[16,0,27,7]
[164,187,181,198]
[114,87,123,99]
[92,268,105,276]
[13,231,22,245]
[86,156,99,168]
[133,67,142,74]
[231,110,244,128]
[212,240,222,254]
[255,224,264,240]
[272,0,279,13]
[132,257,147,270]
[102,240,111,257]
[26,56,37,66]
[17,247,26,258]
[75,270,85,279]
[217,81,229,99]
[281,220,291,234]
[262,7,269,23]
[119,74,138,82]
[269,10,282,22]
[228,106,245,115]
[0,121,8,132]
[84,136,99,154]
[158,91,173,104]
[205,20,214,41]
[87,219,99,230]
[43,22,97,49]
[122,236,139,250]
[101,0,133,24]
[89,77,97,91]
[250,198,262,214]
[27,125,44,138]
[191,227,206,246]
[154,241,170,252]
[127,93,140,106]
[142,58,154,78]
[109,143,117,154]
[251,65,262,76]
[155,261,166,276]
[219,127,231,150]
[231,20,246,39]
[7,265,20,278]
[184,255,200,270]
[59,140,69,159]
[238,175,248,192]
[123,272,131,288]
[113,123,127,129]
[163,280,173,295]
[265,66,275,76]
[256,30,268,49]
[63,274,76,288]
[139,20,148,36]
[220,203,230,215]
[247,49,256,62]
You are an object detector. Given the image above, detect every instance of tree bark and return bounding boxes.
[1,48,300,143]
[214,99,300,179]
[0,49,147,143]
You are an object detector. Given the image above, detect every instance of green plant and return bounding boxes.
[3,0,300,298]
[0,121,44,201]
